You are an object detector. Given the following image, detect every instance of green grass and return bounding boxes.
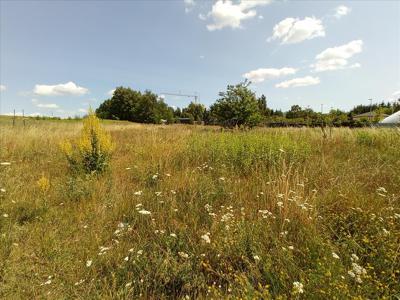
[0,120,399,299]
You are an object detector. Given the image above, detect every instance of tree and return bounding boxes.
[210,81,262,128]
[182,102,206,122]
[96,87,175,124]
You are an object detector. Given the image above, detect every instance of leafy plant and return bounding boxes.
[60,109,114,174]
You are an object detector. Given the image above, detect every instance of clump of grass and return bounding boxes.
[60,110,114,174]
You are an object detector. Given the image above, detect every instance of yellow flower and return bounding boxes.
[37,175,50,193]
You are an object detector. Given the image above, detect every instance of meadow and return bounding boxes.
[0,117,399,299]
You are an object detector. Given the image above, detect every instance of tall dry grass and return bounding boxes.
[0,120,399,299]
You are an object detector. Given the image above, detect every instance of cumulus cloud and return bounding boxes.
[184,0,195,13]
[312,40,363,72]
[335,5,351,18]
[33,81,89,96]
[0,85,6,92]
[243,67,297,83]
[269,17,325,44]
[32,98,59,109]
[275,76,320,88]
[204,0,271,31]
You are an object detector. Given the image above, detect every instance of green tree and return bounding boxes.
[210,81,262,128]
[183,102,206,122]
[96,87,174,124]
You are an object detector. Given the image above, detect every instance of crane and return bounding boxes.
[161,92,199,104]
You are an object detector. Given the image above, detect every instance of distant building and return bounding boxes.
[353,111,388,121]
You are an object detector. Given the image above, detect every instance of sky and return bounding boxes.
[0,0,399,117]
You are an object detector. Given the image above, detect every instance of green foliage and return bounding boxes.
[96,87,174,124]
[210,81,263,128]
[183,102,206,122]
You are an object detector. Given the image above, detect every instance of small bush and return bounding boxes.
[60,110,114,174]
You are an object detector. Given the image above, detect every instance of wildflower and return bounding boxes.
[134,191,143,196]
[152,174,158,180]
[3,213,9,218]
[178,251,189,259]
[288,246,294,250]
[351,254,359,261]
[0,162,11,166]
[128,248,134,253]
[86,260,92,267]
[170,190,176,194]
[125,282,132,287]
[74,279,85,286]
[137,250,143,256]
[332,252,340,259]
[201,233,211,243]
[125,167,131,170]
[41,279,52,286]
[253,255,260,261]
[284,218,290,223]
[37,175,50,193]
[165,173,171,177]
[0,188,5,193]
[277,201,284,208]
[382,228,390,236]
[138,210,151,215]
[124,256,129,261]
[219,177,225,181]
[155,191,162,196]
[170,233,177,238]
[348,270,355,278]
[292,281,304,294]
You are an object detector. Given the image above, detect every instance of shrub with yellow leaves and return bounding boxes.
[60,109,114,174]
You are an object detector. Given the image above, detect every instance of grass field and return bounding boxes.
[0,118,399,299]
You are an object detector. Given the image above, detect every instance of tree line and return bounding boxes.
[96,82,400,128]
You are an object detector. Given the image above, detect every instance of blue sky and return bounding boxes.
[0,0,399,117]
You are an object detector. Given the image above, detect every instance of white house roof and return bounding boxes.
[379,111,400,124]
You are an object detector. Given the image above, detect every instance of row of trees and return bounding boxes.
[96,83,400,128]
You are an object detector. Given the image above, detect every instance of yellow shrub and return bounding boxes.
[37,174,50,193]
[60,109,114,174]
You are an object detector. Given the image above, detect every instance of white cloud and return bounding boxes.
[184,0,195,13]
[312,40,363,72]
[269,17,325,44]
[32,98,59,109]
[204,0,271,31]
[335,5,351,19]
[108,89,116,96]
[78,108,87,113]
[243,67,297,83]
[0,85,6,92]
[33,81,89,96]
[275,76,320,88]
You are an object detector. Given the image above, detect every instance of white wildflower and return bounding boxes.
[3,213,8,218]
[178,251,189,259]
[0,188,5,193]
[124,256,129,261]
[170,233,177,238]
[292,281,304,294]
[134,191,143,196]
[86,260,92,267]
[332,252,340,259]
[277,201,284,208]
[201,233,211,244]
[253,255,260,261]
[138,210,151,215]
